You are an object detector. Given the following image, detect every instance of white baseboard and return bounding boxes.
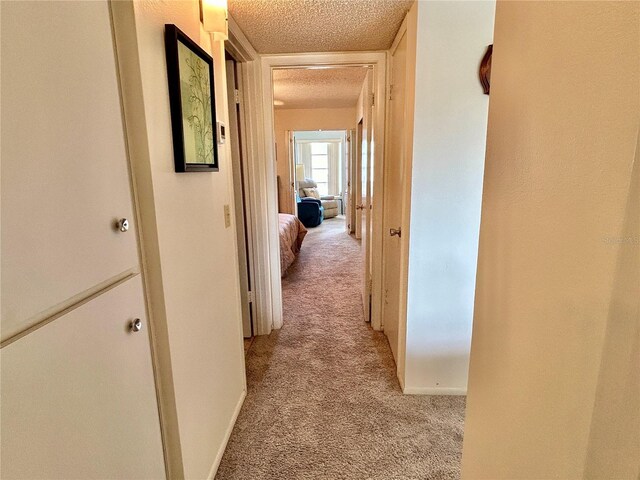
[207,389,247,480]
[403,386,467,396]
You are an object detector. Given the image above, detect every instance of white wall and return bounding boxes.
[274,107,356,213]
[112,1,246,478]
[462,2,640,478]
[402,1,495,394]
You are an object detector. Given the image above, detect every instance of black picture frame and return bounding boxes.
[165,24,219,172]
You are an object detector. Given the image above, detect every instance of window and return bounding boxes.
[296,135,344,197]
[310,142,329,196]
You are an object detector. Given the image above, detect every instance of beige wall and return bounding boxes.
[462,1,640,478]
[273,107,356,213]
[402,0,495,394]
[112,1,246,478]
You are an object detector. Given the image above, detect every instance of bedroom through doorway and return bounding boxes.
[272,64,377,335]
[294,129,347,228]
[273,66,369,282]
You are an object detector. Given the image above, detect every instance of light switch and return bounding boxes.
[223,204,231,228]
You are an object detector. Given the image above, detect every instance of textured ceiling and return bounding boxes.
[273,67,368,109]
[228,0,413,54]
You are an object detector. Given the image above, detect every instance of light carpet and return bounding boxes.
[216,218,466,480]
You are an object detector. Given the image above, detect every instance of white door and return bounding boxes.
[345,132,351,230]
[349,128,358,234]
[1,2,165,477]
[288,130,297,213]
[360,71,374,321]
[344,130,354,233]
[1,0,139,339]
[354,121,364,239]
[1,278,165,479]
[382,31,408,362]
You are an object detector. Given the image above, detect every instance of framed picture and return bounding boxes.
[165,24,219,172]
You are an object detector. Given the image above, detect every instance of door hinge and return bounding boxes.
[389,84,394,101]
[247,290,254,302]
[370,93,375,107]
[234,89,240,104]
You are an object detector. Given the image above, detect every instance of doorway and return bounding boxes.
[264,55,386,331]
[291,130,348,222]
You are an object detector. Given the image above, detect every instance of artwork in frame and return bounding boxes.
[165,24,219,172]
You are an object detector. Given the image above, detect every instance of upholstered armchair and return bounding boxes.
[297,179,339,219]
[297,196,323,228]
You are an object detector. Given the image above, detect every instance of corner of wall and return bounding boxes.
[402,0,495,395]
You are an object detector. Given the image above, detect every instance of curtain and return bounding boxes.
[296,142,312,182]
[328,141,341,196]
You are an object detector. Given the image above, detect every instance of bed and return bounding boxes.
[279,213,307,276]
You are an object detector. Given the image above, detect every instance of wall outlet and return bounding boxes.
[223,204,231,228]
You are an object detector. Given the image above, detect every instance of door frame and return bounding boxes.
[227,16,278,336]
[260,51,387,332]
[291,129,348,207]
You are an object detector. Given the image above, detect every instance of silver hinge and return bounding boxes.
[247,290,254,303]
[234,89,240,104]
[370,93,375,107]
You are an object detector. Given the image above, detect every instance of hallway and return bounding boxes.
[216,218,466,479]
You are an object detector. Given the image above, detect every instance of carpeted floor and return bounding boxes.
[216,217,466,480]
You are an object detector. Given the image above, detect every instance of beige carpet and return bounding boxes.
[216,217,466,480]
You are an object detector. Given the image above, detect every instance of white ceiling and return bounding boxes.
[273,67,369,109]
[228,0,413,54]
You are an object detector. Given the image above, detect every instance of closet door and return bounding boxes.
[0,1,165,478]
[1,0,139,340]
[1,277,165,479]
